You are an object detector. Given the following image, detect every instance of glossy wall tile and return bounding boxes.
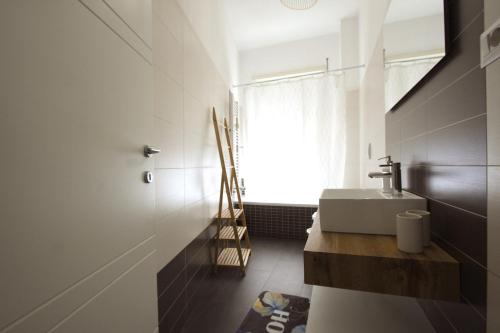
[152,0,233,331]
[245,205,317,240]
[385,1,487,331]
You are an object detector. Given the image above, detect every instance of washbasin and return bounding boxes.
[318,189,426,235]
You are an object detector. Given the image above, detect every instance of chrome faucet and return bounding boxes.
[368,156,402,194]
[368,156,393,179]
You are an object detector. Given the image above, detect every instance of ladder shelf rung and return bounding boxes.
[216,248,251,267]
[212,108,251,272]
[217,226,246,240]
[214,208,244,220]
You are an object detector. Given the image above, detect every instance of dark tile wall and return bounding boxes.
[157,222,216,333]
[385,1,487,331]
[244,204,317,240]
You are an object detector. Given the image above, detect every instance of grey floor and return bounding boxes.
[181,238,312,333]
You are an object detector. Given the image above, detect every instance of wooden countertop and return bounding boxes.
[304,220,460,301]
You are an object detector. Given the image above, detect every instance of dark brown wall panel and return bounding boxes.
[385,1,486,331]
[426,166,486,215]
[448,0,484,39]
[427,116,486,166]
[245,204,317,240]
[157,221,215,333]
[429,200,486,266]
[426,68,486,131]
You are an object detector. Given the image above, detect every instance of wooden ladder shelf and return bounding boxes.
[212,108,251,275]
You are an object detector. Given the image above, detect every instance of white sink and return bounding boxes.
[319,189,426,235]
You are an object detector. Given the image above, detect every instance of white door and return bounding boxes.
[0,1,157,332]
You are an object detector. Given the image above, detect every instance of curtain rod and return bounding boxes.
[232,64,365,89]
[385,55,444,65]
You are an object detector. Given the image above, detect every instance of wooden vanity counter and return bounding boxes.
[304,219,460,301]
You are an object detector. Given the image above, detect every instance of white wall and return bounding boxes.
[152,0,238,272]
[340,17,361,188]
[176,0,239,86]
[383,15,444,57]
[358,0,390,188]
[239,34,340,83]
[341,17,360,90]
[344,89,361,188]
[359,0,391,72]
[486,0,500,331]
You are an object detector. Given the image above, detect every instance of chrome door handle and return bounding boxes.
[144,145,161,157]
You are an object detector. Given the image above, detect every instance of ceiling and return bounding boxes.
[221,0,360,51]
[222,0,444,51]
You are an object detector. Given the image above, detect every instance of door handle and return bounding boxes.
[144,145,161,157]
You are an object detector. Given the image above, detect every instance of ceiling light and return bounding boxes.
[280,0,318,10]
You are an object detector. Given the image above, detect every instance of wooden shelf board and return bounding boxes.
[217,247,251,267]
[217,226,246,240]
[304,220,460,302]
[214,208,243,220]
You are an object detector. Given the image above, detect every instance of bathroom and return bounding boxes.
[0,0,499,332]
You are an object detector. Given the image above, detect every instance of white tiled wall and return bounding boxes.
[152,0,235,271]
[176,0,239,89]
[486,0,500,331]
[105,0,153,46]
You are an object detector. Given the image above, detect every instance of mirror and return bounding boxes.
[384,0,447,112]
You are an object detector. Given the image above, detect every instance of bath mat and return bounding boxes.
[236,291,310,333]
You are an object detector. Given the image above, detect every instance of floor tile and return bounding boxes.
[181,237,308,333]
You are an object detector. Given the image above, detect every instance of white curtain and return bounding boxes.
[239,74,346,201]
[385,58,440,110]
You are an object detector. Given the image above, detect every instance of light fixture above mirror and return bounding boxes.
[280,0,318,10]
